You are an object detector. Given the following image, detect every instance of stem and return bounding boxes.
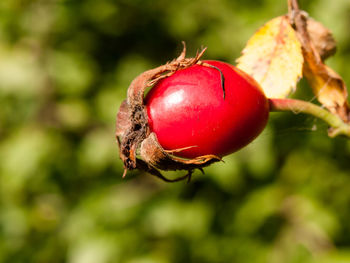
[269,98,350,138]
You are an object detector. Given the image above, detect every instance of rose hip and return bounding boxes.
[145,60,269,158]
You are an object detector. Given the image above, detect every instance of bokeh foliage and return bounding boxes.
[1,0,350,262]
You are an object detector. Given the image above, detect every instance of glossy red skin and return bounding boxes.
[145,60,269,158]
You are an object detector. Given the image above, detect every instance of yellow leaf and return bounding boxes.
[236,16,303,98]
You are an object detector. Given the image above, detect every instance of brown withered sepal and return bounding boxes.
[116,43,221,182]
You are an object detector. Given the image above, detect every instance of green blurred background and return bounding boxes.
[1,0,350,262]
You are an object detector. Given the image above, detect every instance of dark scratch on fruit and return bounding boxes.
[200,62,226,99]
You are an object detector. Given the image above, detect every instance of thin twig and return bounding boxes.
[269,98,350,137]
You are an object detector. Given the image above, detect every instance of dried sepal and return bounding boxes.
[140,133,221,171]
[116,43,221,182]
[115,100,130,139]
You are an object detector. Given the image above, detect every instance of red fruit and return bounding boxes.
[145,60,269,159]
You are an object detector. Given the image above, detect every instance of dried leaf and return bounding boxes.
[303,59,349,120]
[307,18,336,60]
[288,4,350,122]
[237,16,303,98]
